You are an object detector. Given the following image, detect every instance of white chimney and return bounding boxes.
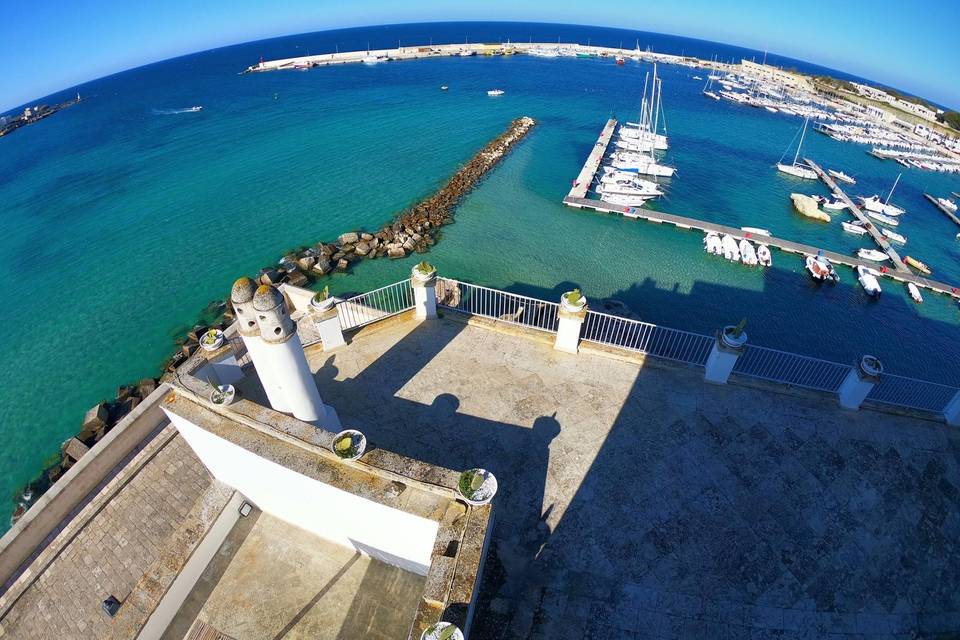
[230,277,290,412]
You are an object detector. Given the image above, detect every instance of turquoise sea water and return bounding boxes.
[2,22,959,529]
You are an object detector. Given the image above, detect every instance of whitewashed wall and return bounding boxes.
[163,408,438,575]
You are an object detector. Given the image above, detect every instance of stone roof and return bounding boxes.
[252,285,284,312]
[229,277,256,304]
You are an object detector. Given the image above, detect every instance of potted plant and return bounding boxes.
[331,429,367,461]
[310,286,335,312]
[421,622,463,640]
[199,328,225,352]
[720,318,748,349]
[457,468,497,506]
[209,384,236,406]
[560,288,587,313]
[860,355,883,378]
[412,261,437,282]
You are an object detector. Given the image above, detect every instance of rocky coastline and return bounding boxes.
[9,116,536,526]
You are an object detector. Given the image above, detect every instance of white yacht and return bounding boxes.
[821,198,848,212]
[856,266,882,297]
[613,137,656,152]
[600,193,650,207]
[756,244,772,266]
[857,248,889,262]
[599,172,664,195]
[609,153,675,177]
[776,116,817,180]
[841,221,868,235]
[828,169,856,185]
[739,239,758,265]
[596,180,662,198]
[864,209,899,227]
[721,234,741,261]
[881,228,907,244]
[938,197,958,212]
[859,195,904,217]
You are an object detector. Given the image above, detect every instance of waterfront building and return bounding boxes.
[740,59,814,91]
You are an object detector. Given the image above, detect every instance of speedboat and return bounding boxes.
[487,89,505,97]
[904,255,931,275]
[806,255,839,282]
[756,244,772,266]
[857,248,889,262]
[739,238,758,265]
[721,234,741,261]
[704,232,723,255]
[741,226,771,236]
[828,169,856,185]
[186,106,203,112]
[841,221,868,235]
[600,193,650,207]
[881,228,906,244]
[856,266,882,297]
[440,85,449,91]
[864,209,899,227]
[907,283,923,303]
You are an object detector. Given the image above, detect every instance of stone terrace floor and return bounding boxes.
[295,312,960,640]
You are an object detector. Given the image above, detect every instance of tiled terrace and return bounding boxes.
[281,311,960,639]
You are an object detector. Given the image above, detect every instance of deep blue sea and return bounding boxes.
[2,22,959,529]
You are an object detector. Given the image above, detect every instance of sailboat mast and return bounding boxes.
[639,72,650,130]
[794,117,807,167]
[651,79,661,161]
[885,173,901,204]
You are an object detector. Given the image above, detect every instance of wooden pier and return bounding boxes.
[562,195,959,299]
[804,158,909,273]
[566,119,617,199]
[925,194,960,227]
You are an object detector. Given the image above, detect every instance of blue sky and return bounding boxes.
[4,0,958,113]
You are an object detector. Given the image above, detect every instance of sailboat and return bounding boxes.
[858,173,906,217]
[776,117,818,180]
[611,66,675,178]
[702,58,721,100]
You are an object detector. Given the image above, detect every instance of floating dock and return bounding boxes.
[804,159,909,273]
[925,194,960,227]
[562,195,959,298]
[566,118,617,199]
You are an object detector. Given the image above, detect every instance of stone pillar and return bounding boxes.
[944,390,960,426]
[554,299,588,354]
[411,267,437,319]
[704,327,747,384]
[837,355,882,410]
[311,304,346,351]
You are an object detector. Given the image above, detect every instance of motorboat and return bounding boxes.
[856,266,882,297]
[458,50,476,57]
[881,228,906,244]
[806,255,839,282]
[776,117,818,179]
[904,255,931,275]
[362,56,381,65]
[704,232,722,255]
[600,193,650,207]
[857,248,889,262]
[487,89,505,97]
[859,195,904,217]
[790,194,831,222]
[756,244,772,266]
[821,198,848,211]
[907,283,923,303]
[703,91,720,100]
[938,197,958,212]
[739,239,758,265]
[864,209,899,227]
[615,55,625,65]
[741,226,771,236]
[841,221,868,235]
[440,85,449,91]
[596,180,662,198]
[608,154,676,178]
[185,106,203,112]
[721,234,741,261]
[828,169,856,185]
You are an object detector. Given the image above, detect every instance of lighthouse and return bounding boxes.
[251,284,339,427]
[230,277,290,412]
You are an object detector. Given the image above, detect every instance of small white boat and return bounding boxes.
[600,193,650,207]
[765,106,778,113]
[703,90,720,100]
[596,180,663,198]
[907,282,923,303]
[856,266,882,297]
[487,89,505,97]
[938,197,958,212]
[756,244,772,266]
[777,163,818,180]
[828,169,856,185]
[881,228,907,244]
[609,154,676,178]
[721,234,741,261]
[186,106,203,112]
[822,198,848,211]
[741,226,771,236]
[857,248,889,262]
[692,75,703,80]
[806,255,838,282]
[704,232,722,255]
[864,209,899,227]
[362,56,381,65]
[841,221,868,235]
[859,195,904,217]
[739,239,758,265]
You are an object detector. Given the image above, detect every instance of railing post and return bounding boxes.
[310,303,346,351]
[943,389,960,426]
[837,355,882,410]
[704,326,747,384]
[411,264,437,319]
[555,290,588,353]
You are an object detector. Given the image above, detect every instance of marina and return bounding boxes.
[567,118,617,199]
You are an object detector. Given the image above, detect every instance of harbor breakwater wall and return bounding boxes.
[8,116,536,524]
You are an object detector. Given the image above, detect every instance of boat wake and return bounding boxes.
[152,106,202,115]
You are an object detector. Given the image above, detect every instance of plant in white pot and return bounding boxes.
[560,288,587,313]
[421,622,463,640]
[412,261,437,282]
[457,468,497,506]
[331,429,367,461]
[199,328,225,352]
[209,384,236,406]
[720,318,748,349]
[310,286,335,312]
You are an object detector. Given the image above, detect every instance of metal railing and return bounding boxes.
[337,280,415,331]
[437,279,560,333]
[866,373,959,413]
[582,310,714,366]
[733,345,852,392]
